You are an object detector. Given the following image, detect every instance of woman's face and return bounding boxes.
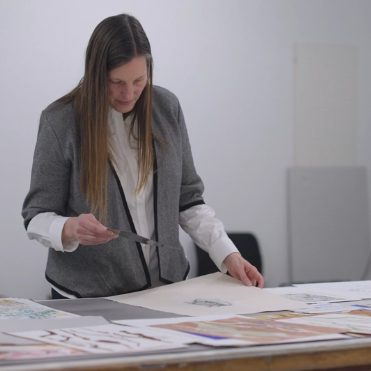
[107,56,148,113]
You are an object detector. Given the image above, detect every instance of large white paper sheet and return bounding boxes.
[115,314,348,346]
[294,281,371,300]
[106,273,309,316]
[0,298,78,320]
[264,287,359,303]
[278,314,371,335]
[7,324,186,354]
[0,316,109,345]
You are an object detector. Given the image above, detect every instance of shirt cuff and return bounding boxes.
[208,235,239,273]
[49,217,79,252]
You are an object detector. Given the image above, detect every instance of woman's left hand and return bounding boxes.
[223,252,264,288]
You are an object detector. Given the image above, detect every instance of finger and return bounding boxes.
[84,216,108,233]
[242,261,263,287]
[77,225,111,238]
[82,213,105,227]
[106,229,119,238]
[248,268,264,288]
[256,274,264,288]
[237,267,252,287]
[85,213,99,222]
[79,235,112,244]
[80,224,115,237]
[78,219,113,237]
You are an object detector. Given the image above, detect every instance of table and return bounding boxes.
[2,298,371,371]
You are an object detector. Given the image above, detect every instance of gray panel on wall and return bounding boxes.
[288,167,370,283]
[294,43,357,166]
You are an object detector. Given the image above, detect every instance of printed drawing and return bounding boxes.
[283,293,344,302]
[185,299,233,308]
[250,311,309,321]
[279,314,371,335]
[154,316,346,344]
[0,298,77,320]
[347,282,371,294]
[0,345,82,360]
[345,310,371,317]
[10,324,184,354]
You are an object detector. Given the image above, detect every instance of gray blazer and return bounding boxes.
[22,86,205,298]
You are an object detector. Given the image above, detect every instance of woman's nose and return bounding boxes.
[121,84,134,100]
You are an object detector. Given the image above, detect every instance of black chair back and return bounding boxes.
[196,233,263,276]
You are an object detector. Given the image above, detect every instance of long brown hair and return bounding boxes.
[59,14,155,223]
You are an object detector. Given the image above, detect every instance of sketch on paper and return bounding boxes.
[0,345,82,360]
[264,287,355,304]
[282,293,347,303]
[351,304,371,311]
[278,314,371,335]
[250,312,309,321]
[185,299,232,308]
[294,281,371,300]
[8,324,186,354]
[293,303,350,314]
[153,315,348,345]
[344,282,371,295]
[345,310,371,317]
[0,298,78,320]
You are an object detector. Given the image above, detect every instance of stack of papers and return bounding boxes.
[0,298,108,360]
[3,277,371,360]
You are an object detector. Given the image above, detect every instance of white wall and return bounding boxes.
[1,0,370,299]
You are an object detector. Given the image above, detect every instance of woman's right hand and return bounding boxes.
[62,214,118,246]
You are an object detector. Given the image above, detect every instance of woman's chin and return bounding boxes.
[112,104,134,114]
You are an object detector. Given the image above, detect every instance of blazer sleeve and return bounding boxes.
[176,99,205,212]
[22,110,71,230]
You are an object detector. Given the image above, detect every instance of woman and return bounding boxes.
[22,14,263,299]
